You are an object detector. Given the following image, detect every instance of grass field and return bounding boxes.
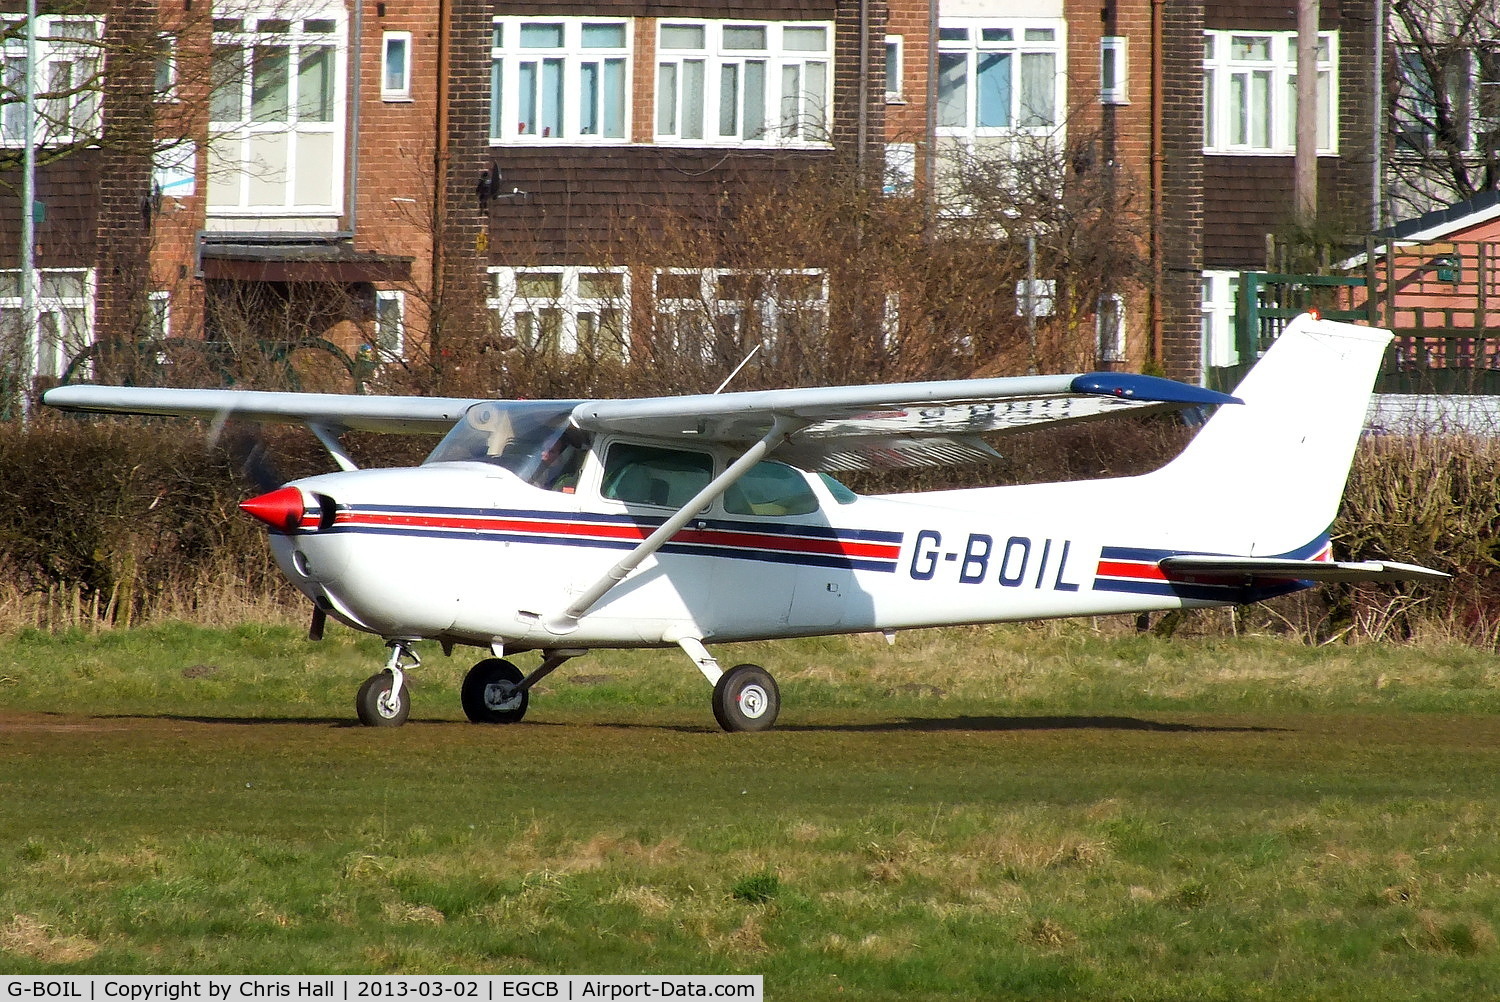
[3,622,1500,999]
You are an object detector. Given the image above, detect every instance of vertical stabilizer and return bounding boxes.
[1147,314,1391,556]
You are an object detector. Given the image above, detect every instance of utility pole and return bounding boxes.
[19,0,36,421]
[1294,0,1320,225]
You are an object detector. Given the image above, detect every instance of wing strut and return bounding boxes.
[544,415,807,635]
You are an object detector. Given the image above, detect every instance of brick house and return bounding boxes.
[0,0,1386,402]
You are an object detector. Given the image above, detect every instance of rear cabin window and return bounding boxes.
[724,461,819,516]
[602,443,713,508]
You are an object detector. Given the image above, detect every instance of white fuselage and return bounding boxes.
[267,448,1319,652]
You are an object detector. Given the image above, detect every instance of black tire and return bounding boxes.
[712,663,780,733]
[355,671,411,727]
[461,658,529,724]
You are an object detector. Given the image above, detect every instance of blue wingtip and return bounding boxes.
[1069,373,1243,407]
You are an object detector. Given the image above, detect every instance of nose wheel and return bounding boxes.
[356,670,411,727]
[356,641,418,727]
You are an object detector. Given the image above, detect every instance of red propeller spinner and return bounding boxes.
[239,486,306,532]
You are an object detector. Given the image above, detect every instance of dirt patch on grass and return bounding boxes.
[0,914,99,964]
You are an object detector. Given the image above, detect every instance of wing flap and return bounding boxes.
[572,372,1237,472]
[1159,555,1449,583]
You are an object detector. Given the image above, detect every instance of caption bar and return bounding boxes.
[1,978,761,1002]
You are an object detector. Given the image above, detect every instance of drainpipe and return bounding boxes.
[346,0,363,238]
[1149,0,1165,369]
[857,0,869,175]
[430,0,452,358]
[1371,0,1383,232]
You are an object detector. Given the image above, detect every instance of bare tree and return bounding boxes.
[1387,0,1500,217]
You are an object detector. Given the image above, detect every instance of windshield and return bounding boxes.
[424,401,588,490]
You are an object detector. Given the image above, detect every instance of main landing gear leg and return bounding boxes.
[674,636,780,733]
[461,649,584,724]
[356,641,418,727]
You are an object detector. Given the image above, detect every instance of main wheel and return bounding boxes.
[461,658,529,724]
[356,671,410,727]
[712,663,780,733]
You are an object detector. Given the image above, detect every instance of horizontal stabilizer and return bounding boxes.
[1159,555,1449,583]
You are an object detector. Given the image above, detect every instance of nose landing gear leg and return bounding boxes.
[356,640,420,727]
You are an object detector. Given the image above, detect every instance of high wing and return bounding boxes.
[42,369,1235,473]
[41,385,486,435]
[571,372,1240,472]
[1160,555,1449,583]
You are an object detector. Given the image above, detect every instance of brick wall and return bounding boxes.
[1160,0,1205,381]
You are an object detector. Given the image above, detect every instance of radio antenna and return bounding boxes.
[713,342,764,394]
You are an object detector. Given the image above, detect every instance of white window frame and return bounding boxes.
[884,34,904,102]
[1201,270,1241,372]
[148,290,170,339]
[206,9,347,215]
[155,32,178,103]
[1096,293,1126,363]
[653,268,827,361]
[1100,35,1128,105]
[0,15,103,146]
[935,18,1066,140]
[374,289,404,359]
[381,31,411,102]
[489,266,631,357]
[0,268,94,379]
[655,20,833,146]
[1202,30,1338,155]
[489,17,631,143]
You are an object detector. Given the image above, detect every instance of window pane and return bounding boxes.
[884,40,899,91]
[683,60,704,139]
[724,26,767,50]
[938,27,969,42]
[579,272,624,298]
[520,23,563,48]
[661,24,704,49]
[657,273,699,298]
[383,36,407,92]
[1019,51,1055,126]
[656,62,677,134]
[1023,28,1054,41]
[743,60,765,138]
[491,22,503,47]
[580,61,599,134]
[304,19,335,33]
[719,62,739,136]
[602,59,625,138]
[298,46,334,121]
[582,23,625,48]
[937,51,968,127]
[981,28,1013,43]
[518,61,537,133]
[251,45,289,122]
[1250,69,1270,145]
[1231,36,1271,60]
[781,64,801,137]
[490,57,503,138]
[805,61,826,133]
[210,45,243,121]
[517,272,562,297]
[784,26,826,51]
[976,51,1011,127]
[540,58,563,137]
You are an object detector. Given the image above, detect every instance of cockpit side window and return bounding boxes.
[723,461,819,517]
[602,442,714,508]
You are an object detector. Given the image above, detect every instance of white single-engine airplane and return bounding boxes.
[43,314,1444,731]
